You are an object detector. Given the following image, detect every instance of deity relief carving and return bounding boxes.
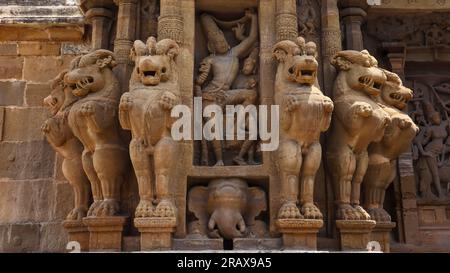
[273,37,333,220]
[195,9,259,166]
[42,71,91,221]
[327,50,390,221]
[364,70,419,222]
[64,49,130,217]
[187,178,267,240]
[119,37,181,218]
[410,83,450,200]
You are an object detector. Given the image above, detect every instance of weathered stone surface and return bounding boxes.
[39,222,68,253]
[0,107,4,141]
[0,141,55,180]
[51,182,74,222]
[24,83,50,107]
[0,180,53,224]
[0,81,25,106]
[0,223,41,253]
[0,43,17,56]
[18,42,61,56]
[2,107,50,141]
[0,57,23,79]
[23,55,74,83]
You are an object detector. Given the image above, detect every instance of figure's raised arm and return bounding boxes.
[233,10,258,58]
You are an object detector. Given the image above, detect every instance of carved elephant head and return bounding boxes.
[188,178,267,240]
[64,49,117,97]
[130,36,179,86]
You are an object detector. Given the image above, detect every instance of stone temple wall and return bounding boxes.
[0,0,449,253]
[0,0,89,252]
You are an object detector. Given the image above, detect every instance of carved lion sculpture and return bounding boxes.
[326,50,391,221]
[42,70,91,221]
[273,37,334,220]
[187,178,267,240]
[119,37,181,218]
[64,50,130,217]
[364,70,419,222]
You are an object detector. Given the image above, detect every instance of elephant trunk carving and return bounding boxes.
[188,178,267,240]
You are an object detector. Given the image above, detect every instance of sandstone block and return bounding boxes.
[51,182,74,222]
[2,223,41,253]
[0,81,25,106]
[0,43,17,56]
[40,222,68,253]
[24,83,50,107]
[0,180,54,224]
[0,141,55,180]
[18,42,61,56]
[0,57,23,79]
[3,107,49,141]
[23,55,74,83]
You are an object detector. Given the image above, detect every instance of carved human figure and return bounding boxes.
[196,10,259,166]
[415,102,449,199]
[119,37,181,218]
[64,50,130,217]
[326,50,390,221]
[231,47,259,166]
[42,70,91,220]
[363,70,419,222]
[273,37,333,220]
[188,178,267,239]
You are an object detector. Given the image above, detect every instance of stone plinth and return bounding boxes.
[336,220,376,251]
[82,216,127,252]
[276,219,323,250]
[62,220,89,252]
[371,222,396,253]
[134,217,177,251]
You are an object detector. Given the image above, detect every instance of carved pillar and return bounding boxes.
[321,0,342,238]
[321,0,342,97]
[158,0,183,44]
[113,0,138,92]
[275,0,297,42]
[340,7,367,51]
[85,8,113,50]
[382,42,420,246]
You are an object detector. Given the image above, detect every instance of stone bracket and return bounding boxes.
[276,219,323,250]
[83,216,128,252]
[336,220,376,251]
[134,217,177,251]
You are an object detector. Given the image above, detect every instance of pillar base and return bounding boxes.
[336,220,376,251]
[62,220,89,252]
[371,222,396,253]
[82,216,127,252]
[134,217,177,251]
[276,219,323,250]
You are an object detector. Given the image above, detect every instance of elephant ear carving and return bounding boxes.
[187,186,209,225]
[244,187,267,225]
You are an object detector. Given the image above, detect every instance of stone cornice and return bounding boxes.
[0,1,84,25]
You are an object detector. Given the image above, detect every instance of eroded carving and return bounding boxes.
[196,10,259,166]
[273,37,333,220]
[364,70,419,222]
[327,50,390,221]
[64,49,130,217]
[42,70,91,221]
[187,178,267,239]
[119,37,181,219]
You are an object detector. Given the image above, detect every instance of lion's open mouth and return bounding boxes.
[390,92,407,103]
[301,69,315,77]
[143,70,157,77]
[359,76,383,95]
